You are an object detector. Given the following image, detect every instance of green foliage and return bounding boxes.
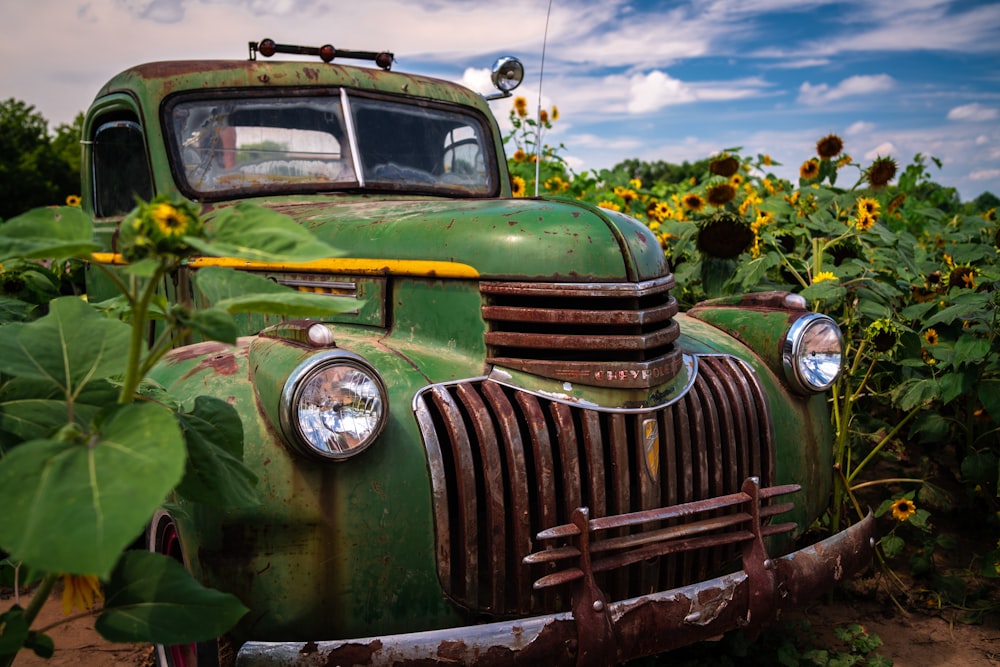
[96,551,248,644]
[0,196,350,663]
[0,100,80,220]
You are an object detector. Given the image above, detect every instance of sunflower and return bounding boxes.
[706,182,736,207]
[857,197,879,217]
[867,157,897,188]
[598,200,622,212]
[816,133,844,159]
[539,109,549,124]
[697,213,753,258]
[65,194,81,207]
[62,574,103,615]
[947,264,977,291]
[682,192,705,212]
[511,175,526,197]
[866,318,901,354]
[799,159,820,181]
[151,202,192,239]
[924,328,939,345]
[812,271,837,284]
[888,193,907,216]
[854,212,876,231]
[513,96,528,119]
[709,155,740,178]
[551,105,560,121]
[512,148,526,163]
[890,497,917,522]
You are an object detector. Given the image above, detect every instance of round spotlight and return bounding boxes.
[491,56,524,93]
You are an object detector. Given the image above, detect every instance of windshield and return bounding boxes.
[168,91,496,198]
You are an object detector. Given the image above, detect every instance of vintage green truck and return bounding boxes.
[79,39,875,666]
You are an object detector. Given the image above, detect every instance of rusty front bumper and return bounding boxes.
[236,506,875,666]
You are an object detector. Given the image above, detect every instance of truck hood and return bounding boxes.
[207,196,668,282]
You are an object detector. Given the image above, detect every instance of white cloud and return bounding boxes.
[845,121,875,135]
[797,74,895,105]
[947,103,999,122]
[969,168,1000,182]
[459,67,494,96]
[625,71,696,113]
[865,142,896,161]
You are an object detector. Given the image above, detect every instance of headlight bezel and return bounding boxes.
[781,313,844,394]
[279,350,389,461]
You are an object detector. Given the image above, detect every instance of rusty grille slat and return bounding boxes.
[415,354,774,616]
[481,278,683,389]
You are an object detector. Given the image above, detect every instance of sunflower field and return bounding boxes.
[505,97,1000,617]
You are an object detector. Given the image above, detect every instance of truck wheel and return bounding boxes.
[148,510,221,667]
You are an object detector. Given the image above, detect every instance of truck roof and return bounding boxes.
[94,58,491,112]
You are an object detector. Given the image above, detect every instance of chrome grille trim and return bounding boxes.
[414,354,775,616]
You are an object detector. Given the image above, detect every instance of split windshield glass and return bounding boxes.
[167,90,496,198]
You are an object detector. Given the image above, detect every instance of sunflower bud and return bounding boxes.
[816,133,844,159]
[866,318,901,354]
[866,157,897,188]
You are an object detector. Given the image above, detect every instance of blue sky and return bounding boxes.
[3,0,998,201]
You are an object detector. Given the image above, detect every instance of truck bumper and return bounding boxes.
[236,512,875,667]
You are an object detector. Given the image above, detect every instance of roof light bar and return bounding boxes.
[249,39,394,70]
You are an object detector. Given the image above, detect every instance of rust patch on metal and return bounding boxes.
[321,639,383,665]
[164,340,232,362]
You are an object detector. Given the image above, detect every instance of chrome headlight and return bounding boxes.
[782,313,844,393]
[279,351,388,461]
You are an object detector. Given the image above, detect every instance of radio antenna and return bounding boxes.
[535,0,553,196]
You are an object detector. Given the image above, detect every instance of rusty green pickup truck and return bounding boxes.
[79,39,874,666]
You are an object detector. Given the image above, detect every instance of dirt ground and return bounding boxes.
[2,583,998,667]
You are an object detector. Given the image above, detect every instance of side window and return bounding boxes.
[92,119,153,217]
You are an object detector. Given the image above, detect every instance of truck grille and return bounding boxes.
[414,354,775,617]
[481,277,682,389]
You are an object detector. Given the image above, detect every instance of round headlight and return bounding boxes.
[280,351,388,461]
[782,314,843,393]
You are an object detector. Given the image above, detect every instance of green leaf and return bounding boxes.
[800,279,846,302]
[979,380,1000,423]
[0,296,132,392]
[953,334,991,365]
[97,550,248,644]
[0,378,117,444]
[188,202,341,262]
[0,206,99,260]
[0,296,35,325]
[175,397,259,508]
[880,534,904,559]
[194,267,357,317]
[0,606,29,653]
[939,371,972,405]
[961,451,998,487]
[0,402,186,578]
[179,307,239,345]
[891,377,940,411]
